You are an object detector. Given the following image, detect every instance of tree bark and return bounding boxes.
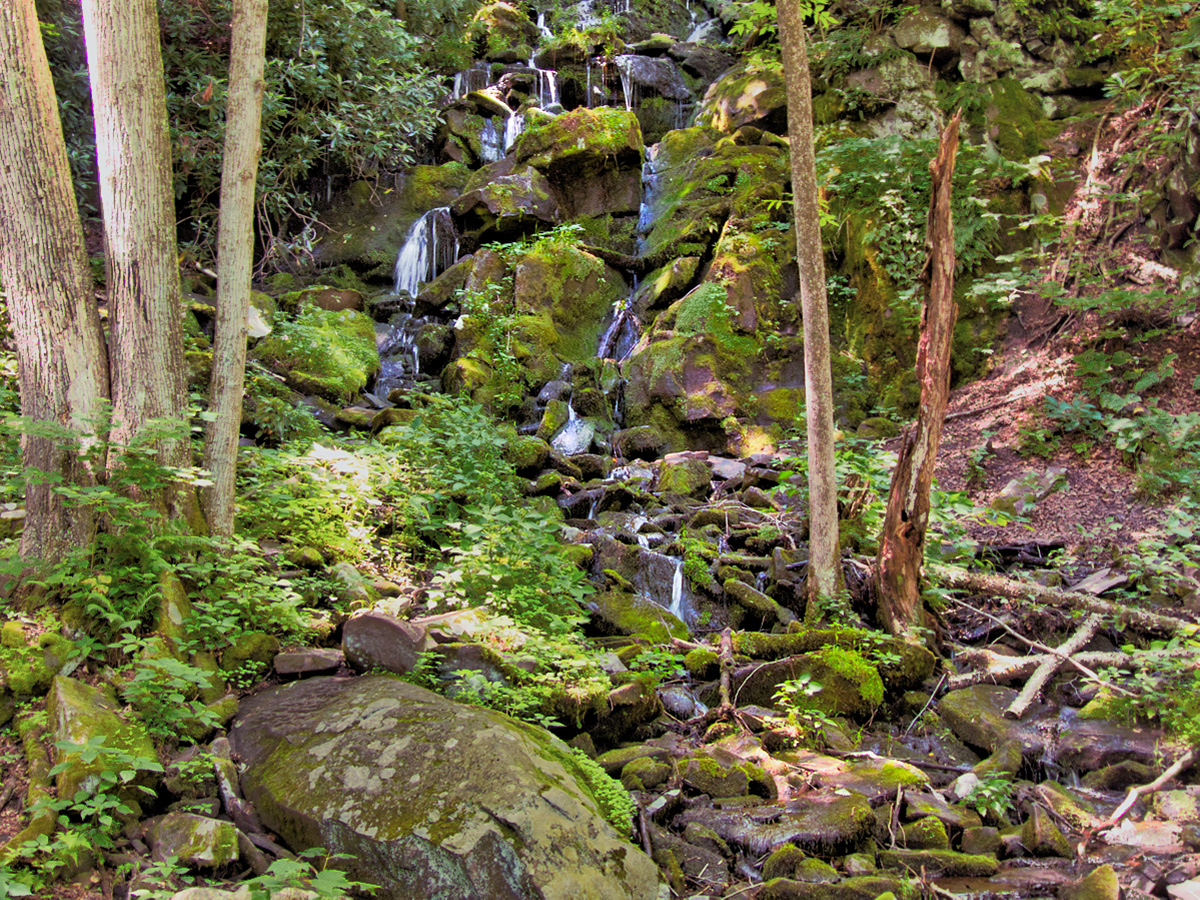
[874,111,963,637]
[202,0,269,538]
[778,0,842,615]
[81,0,198,525]
[0,0,110,563]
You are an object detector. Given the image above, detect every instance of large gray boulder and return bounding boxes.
[229,676,658,900]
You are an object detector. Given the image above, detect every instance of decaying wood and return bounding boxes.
[1005,613,1102,719]
[930,563,1196,635]
[948,646,1197,690]
[717,628,734,714]
[874,111,963,637]
[1091,748,1196,837]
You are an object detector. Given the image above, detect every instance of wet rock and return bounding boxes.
[659,684,705,719]
[621,756,672,791]
[669,42,737,83]
[960,825,1002,856]
[230,676,658,900]
[676,791,875,856]
[570,453,612,480]
[648,822,728,892]
[896,816,950,850]
[971,738,1024,778]
[1060,864,1119,900]
[587,588,688,643]
[818,757,929,805]
[1022,805,1072,857]
[1052,715,1166,771]
[615,55,692,101]
[273,649,344,678]
[614,425,668,460]
[145,813,239,869]
[903,791,983,831]
[938,684,1047,755]
[1037,781,1101,830]
[680,747,769,799]
[342,611,435,675]
[657,456,711,498]
[451,164,559,248]
[878,849,998,877]
[757,876,908,900]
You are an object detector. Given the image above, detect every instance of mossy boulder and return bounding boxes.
[514,107,645,220]
[229,676,659,900]
[587,588,688,643]
[451,164,559,248]
[504,435,552,473]
[656,457,711,498]
[471,2,540,62]
[1060,864,1119,900]
[896,816,950,850]
[221,632,281,675]
[251,307,379,403]
[145,812,240,869]
[47,676,158,803]
[698,63,788,134]
[878,849,998,877]
[938,684,1046,756]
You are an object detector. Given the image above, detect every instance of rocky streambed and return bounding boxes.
[41,444,1188,900]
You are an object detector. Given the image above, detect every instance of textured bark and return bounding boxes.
[82,0,198,524]
[202,0,269,537]
[778,0,842,613]
[0,0,110,562]
[874,112,963,637]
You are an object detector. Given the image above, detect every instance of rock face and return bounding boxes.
[229,676,658,900]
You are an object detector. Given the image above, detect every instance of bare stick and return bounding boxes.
[1094,749,1196,835]
[1005,613,1102,719]
[949,647,1196,690]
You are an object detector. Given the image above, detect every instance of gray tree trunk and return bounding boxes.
[82,0,200,527]
[0,0,111,563]
[202,0,269,537]
[778,0,843,615]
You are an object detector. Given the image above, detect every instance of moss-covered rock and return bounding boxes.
[145,813,240,869]
[1060,864,1119,900]
[878,849,998,877]
[587,588,688,643]
[938,684,1045,756]
[698,63,788,134]
[229,676,659,899]
[221,632,281,675]
[656,457,711,498]
[47,676,158,803]
[451,164,559,248]
[251,307,379,402]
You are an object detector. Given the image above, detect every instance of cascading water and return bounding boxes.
[393,207,458,298]
[616,56,636,112]
[551,400,596,455]
[480,118,504,163]
[378,208,459,397]
[596,282,640,362]
[452,62,491,99]
[626,550,697,627]
[504,113,526,152]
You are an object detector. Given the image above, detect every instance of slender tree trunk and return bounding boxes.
[874,111,963,638]
[0,0,110,564]
[81,0,199,527]
[778,0,843,616]
[202,0,269,538]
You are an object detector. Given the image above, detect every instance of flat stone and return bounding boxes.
[1052,715,1167,771]
[341,611,434,674]
[903,791,983,831]
[818,757,929,806]
[938,684,1047,755]
[675,791,875,856]
[273,648,344,677]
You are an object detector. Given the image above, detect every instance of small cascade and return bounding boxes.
[393,207,458,298]
[636,146,660,250]
[686,18,722,43]
[616,56,636,112]
[452,61,491,99]
[536,11,553,40]
[532,67,559,110]
[551,401,595,455]
[480,118,504,163]
[504,113,526,152]
[596,289,640,361]
[628,550,697,627]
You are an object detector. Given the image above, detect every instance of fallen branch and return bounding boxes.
[1005,613,1102,719]
[931,563,1196,635]
[948,646,1196,690]
[1092,748,1196,836]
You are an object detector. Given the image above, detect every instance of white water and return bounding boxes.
[669,559,684,621]
[616,57,635,112]
[452,62,491,99]
[504,113,526,152]
[480,118,504,163]
[393,207,458,297]
[536,11,553,40]
[551,401,595,455]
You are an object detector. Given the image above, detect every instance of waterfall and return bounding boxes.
[452,62,491,99]
[504,113,526,152]
[480,118,504,163]
[616,57,635,112]
[536,68,559,110]
[536,11,553,40]
[669,559,684,621]
[393,207,458,298]
[596,284,640,362]
[551,401,595,455]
